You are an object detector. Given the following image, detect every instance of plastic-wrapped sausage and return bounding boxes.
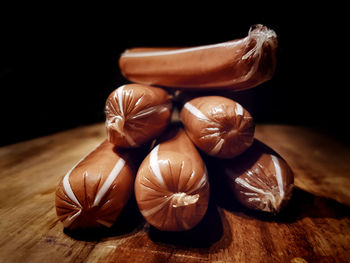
[135,128,210,231]
[224,140,294,213]
[105,84,172,148]
[181,96,255,159]
[119,24,277,91]
[55,140,135,229]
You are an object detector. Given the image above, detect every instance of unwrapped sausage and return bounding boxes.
[134,128,210,231]
[55,140,134,229]
[105,84,172,147]
[119,24,277,91]
[181,96,255,159]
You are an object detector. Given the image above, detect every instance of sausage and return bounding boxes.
[105,84,172,148]
[224,140,294,213]
[181,96,255,159]
[134,128,210,231]
[119,24,277,91]
[55,140,135,229]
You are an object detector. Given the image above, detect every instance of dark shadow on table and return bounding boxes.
[64,195,145,242]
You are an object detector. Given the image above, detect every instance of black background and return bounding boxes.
[0,4,348,146]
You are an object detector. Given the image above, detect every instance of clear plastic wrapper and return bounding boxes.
[135,128,210,231]
[181,96,255,159]
[119,24,277,91]
[55,140,134,229]
[105,84,172,148]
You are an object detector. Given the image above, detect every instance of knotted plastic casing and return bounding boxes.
[55,140,134,229]
[224,140,294,213]
[135,129,210,231]
[119,24,277,91]
[105,84,172,148]
[181,96,255,159]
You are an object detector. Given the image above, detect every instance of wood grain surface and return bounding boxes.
[0,123,349,263]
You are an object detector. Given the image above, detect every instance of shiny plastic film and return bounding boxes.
[181,96,255,159]
[224,140,294,213]
[119,24,277,91]
[55,141,134,230]
[105,84,172,148]
[135,129,210,231]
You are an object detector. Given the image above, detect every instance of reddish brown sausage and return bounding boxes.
[181,96,255,159]
[134,129,210,231]
[119,24,277,91]
[224,140,294,213]
[55,140,134,229]
[105,84,172,148]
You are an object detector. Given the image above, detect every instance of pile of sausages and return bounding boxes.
[56,24,294,232]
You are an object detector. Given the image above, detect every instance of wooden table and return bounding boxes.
[0,123,349,263]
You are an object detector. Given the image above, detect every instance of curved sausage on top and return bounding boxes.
[119,24,277,91]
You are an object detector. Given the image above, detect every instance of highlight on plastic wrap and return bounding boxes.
[181,96,255,159]
[55,140,135,230]
[119,24,277,91]
[105,84,172,148]
[135,128,210,231]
